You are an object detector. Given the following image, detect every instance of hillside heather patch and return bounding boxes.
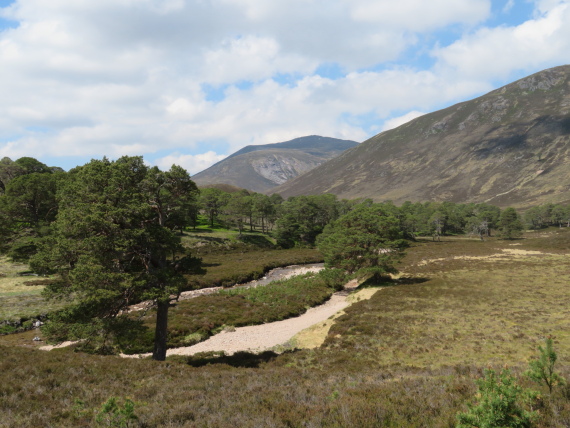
[2,344,569,427]
[307,233,570,371]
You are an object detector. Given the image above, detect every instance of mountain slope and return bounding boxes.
[273,65,570,208]
[192,136,358,192]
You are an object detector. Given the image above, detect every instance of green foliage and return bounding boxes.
[30,156,203,360]
[0,156,24,193]
[499,207,524,239]
[524,337,566,394]
[199,187,230,228]
[219,190,252,235]
[13,157,52,175]
[0,171,62,260]
[95,397,138,428]
[317,204,407,280]
[456,368,538,428]
[274,194,341,248]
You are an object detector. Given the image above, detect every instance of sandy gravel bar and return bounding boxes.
[166,292,350,357]
[122,287,354,359]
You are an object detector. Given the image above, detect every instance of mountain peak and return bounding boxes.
[192,135,359,192]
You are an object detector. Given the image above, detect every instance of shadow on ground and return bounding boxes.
[175,350,297,368]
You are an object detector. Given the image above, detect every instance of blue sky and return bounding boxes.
[0,0,569,174]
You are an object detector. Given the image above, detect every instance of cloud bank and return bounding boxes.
[0,0,569,174]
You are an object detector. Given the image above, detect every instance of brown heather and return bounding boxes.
[2,229,570,426]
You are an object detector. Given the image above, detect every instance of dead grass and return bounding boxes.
[321,236,570,370]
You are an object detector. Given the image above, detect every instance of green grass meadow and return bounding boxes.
[0,256,64,325]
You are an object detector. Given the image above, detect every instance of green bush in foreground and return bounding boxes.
[456,368,538,428]
[95,396,138,427]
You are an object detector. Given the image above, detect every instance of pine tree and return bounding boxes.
[525,336,566,394]
[316,204,407,282]
[457,368,537,428]
[31,156,203,361]
[498,207,524,239]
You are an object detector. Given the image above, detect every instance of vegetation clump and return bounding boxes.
[317,204,408,282]
[524,336,566,394]
[456,367,538,428]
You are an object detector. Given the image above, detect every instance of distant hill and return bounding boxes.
[273,65,570,208]
[192,136,358,193]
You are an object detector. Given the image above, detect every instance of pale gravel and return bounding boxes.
[123,279,359,359]
[166,292,351,357]
[39,264,358,357]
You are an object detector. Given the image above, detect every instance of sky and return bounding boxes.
[0,0,569,175]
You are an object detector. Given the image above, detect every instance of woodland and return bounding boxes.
[1,155,570,427]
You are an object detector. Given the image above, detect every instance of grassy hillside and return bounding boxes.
[2,229,570,426]
[275,65,570,208]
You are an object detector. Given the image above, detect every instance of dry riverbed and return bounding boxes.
[40,263,369,355]
[122,278,374,359]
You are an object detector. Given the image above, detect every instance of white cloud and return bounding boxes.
[532,0,569,15]
[0,0,569,171]
[503,0,515,13]
[381,111,426,132]
[154,151,227,175]
[201,35,316,85]
[348,0,490,30]
[433,3,570,80]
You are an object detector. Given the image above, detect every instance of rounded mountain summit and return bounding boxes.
[192,136,359,193]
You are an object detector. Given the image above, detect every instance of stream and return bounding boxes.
[174,263,325,302]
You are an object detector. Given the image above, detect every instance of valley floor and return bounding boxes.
[2,229,570,427]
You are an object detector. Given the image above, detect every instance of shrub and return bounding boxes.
[95,397,138,428]
[524,336,566,394]
[456,368,538,428]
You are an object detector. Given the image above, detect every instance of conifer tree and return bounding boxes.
[31,156,203,361]
[525,337,566,394]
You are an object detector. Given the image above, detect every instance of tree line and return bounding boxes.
[3,155,570,260]
[1,155,569,361]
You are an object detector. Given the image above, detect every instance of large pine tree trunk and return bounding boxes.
[153,299,169,361]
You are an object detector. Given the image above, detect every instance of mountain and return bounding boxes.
[192,136,359,192]
[273,65,570,208]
